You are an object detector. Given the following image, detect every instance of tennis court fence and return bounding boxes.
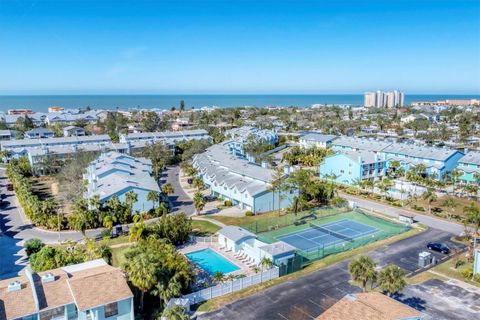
[241,206,350,234]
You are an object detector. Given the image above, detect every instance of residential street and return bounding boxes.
[198,228,467,320]
[161,165,195,215]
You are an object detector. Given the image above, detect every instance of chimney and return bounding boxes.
[41,273,55,283]
[7,281,21,292]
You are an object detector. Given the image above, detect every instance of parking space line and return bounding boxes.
[277,313,289,320]
[292,305,315,319]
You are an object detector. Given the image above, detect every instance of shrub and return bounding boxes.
[245,211,254,216]
[101,229,112,239]
[24,238,44,257]
[330,197,347,207]
[461,267,473,280]
[224,200,233,207]
[454,259,465,269]
[412,204,425,212]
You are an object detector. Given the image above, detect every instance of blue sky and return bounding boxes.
[0,0,479,94]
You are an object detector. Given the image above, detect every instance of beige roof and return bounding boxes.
[0,274,37,320]
[0,259,133,319]
[316,292,422,320]
[35,269,74,310]
[67,264,133,311]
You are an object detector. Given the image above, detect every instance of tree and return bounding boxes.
[377,178,393,200]
[422,188,438,215]
[348,256,377,292]
[213,271,225,283]
[24,238,44,257]
[152,274,182,307]
[193,192,205,214]
[441,197,457,220]
[449,169,463,194]
[142,142,174,178]
[161,183,175,196]
[161,305,190,320]
[123,253,157,311]
[259,257,273,271]
[125,190,138,214]
[378,265,406,296]
[129,214,146,242]
[147,191,160,209]
[180,100,185,112]
[268,167,290,216]
[465,202,480,259]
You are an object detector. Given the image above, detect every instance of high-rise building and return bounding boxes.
[364,90,405,107]
[364,92,376,107]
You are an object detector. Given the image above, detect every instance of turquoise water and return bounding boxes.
[1,94,479,112]
[186,248,239,275]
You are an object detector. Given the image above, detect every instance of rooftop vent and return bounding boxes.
[7,281,21,292]
[41,272,55,283]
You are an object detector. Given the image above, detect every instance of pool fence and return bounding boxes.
[182,266,280,304]
[189,235,218,244]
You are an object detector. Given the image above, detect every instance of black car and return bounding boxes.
[427,242,450,254]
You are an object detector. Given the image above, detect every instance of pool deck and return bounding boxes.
[179,242,254,276]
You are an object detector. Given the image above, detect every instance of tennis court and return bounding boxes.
[277,219,379,252]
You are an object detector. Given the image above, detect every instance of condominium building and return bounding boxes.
[192,138,296,213]
[84,151,160,213]
[456,152,480,184]
[299,133,337,149]
[0,259,134,320]
[329,136,464,183]
[320,149,387,184]
[364,90,405,108]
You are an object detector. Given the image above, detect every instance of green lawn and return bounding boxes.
[111,245,131,267]
[192,220,221,236]
[431,257,479,287]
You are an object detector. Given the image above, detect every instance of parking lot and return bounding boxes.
[198,228,466,320]
[398,279,480,320]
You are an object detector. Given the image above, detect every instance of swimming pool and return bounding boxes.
[186,248,240,275]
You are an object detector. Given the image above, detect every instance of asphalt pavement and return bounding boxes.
[197,228,465,320]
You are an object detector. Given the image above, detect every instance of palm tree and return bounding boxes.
[377,178,393,200]
[129,214,146,242]
[251,265,261,273]
[161,305,190,320]
[213,271,225,284]
[268,167,290,216]
[151,275,182,307]
[123,254,157,311]
[161,182,175,196]
[348,256,377,292]
[125,190,138,214]
[147,191,160,209]
[441,197,457,220]
[102,214,116,232]
[465,201,480,262]
[351,179,362,195]
[193,192,205,214]
[192,176,204,191]
[449,168,463,195]
[259,257,273,271]
[422,188,437,215]
[378,265,406,296]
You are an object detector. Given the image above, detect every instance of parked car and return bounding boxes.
[427,242,450,254]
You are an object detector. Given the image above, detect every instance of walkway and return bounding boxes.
[341,193,464,235]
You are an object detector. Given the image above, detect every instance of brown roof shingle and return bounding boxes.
[67,264,133,311]
[316,292,422,320]
[0,274,37,320]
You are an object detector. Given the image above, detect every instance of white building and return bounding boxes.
[364,90,405,108]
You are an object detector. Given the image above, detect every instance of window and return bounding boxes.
[39,306,65,320]
[104,302,118,318]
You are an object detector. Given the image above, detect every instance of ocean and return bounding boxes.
[0,94,479,112]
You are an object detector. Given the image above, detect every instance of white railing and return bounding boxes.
[190,235,218,244]
[182,267,280,304]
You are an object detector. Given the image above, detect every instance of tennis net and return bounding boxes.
[309,223,353,242]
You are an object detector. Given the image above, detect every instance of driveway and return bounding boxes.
[342,194,464,235]
[198,228,465,320]
[161,165,195,215]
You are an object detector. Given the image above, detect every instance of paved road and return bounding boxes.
[161,165,195,215]
[198,228,465,320]
[342,193,464,235]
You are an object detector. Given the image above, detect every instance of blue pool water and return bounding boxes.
[186,248,239,275]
